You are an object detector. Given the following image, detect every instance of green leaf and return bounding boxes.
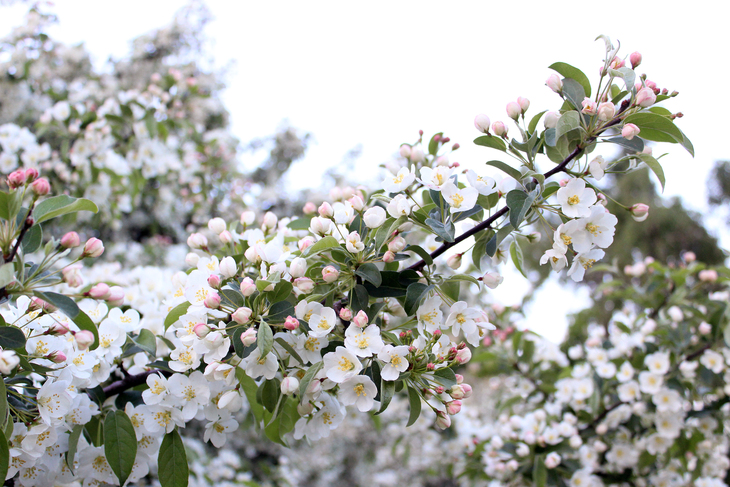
[133,329,157,356]
[424,218,455,243]
[506,190,536,229]
[235,367,265,423]
[605,136,644,153]
[528,110,547,134]
[561,78,586,112]
[474,135,507,152]
[0,192,11,221]
[510,241,526,278]
[404,282,434,316]
[549,62,592,97]
[624,112,683,144]
[350,284,369,315]
[533,455,547,487]
[104,410,138,486]
[0,380,6,428]
[404,245,433,266]
[445,274,480,287]
[375,379,395,415]
[363,270,419,298]
[0,190,22,222]
[485,160,522,181]
[0,428,8,486]
[433,367,457,389]
[258,321,274,359]
[303,236,340,257]
[163,302,190,330]
[0,263,15,289]
[159,429,189,487]
[287,217,313,230]
[259,379,281,412]
[298,361,324,398]
[406,386,421,427]
[33,195,98,224]
[266,301,295,323]
[472,230,491,271]
[275,337,304,365]
[0,326,26,349]
[555,111,580,140]
[355,263,382,287]
[428,132,443,155]
[268,280,293,303]
[65,424,84,470]
[440,280,460,302]
[221,288,244,308]
[638,153,665,191]
[21,223,42,254]
[608,66,635,93]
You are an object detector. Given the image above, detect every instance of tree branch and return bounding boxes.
[408,101,630,273]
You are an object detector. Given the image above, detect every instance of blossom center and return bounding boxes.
[568,195,580,205]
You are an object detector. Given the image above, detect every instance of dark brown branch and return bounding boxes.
[408,100,630,273]
[102,369,160,397]
[4,204,35,263]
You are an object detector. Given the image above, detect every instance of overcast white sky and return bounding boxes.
[1,1,727,341]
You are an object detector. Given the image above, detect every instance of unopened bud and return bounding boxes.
[506,101,521,120]
[208,217,227,234]
[82,237,104,258]
[630,203,650,222]
[75,330,95,350]
[382,251,395,263]
[294,277,314,294]
[232,307,253,324]
[318,202,334,218]
[629,51,642,69]
[455,348,472,364]
[321,266,339,283]
[339,308,353,321]
[435,411,451,429]
[204,292,221,309]
[88,283,111,300]
[284,316,299,330]
[194,324,211,338]
[699,269,718,282]
[352,310,368,328]
[219,230,233,244]
[61,231,81,248]
[446,400,462,415]
[207,274,221,288]
[281,376,299,395]
[474,114,491,134]
[30,178,50,196]
[239,328,257,347]
[240,277,256,296]
[302,202,317,215]
[446,253,462,269]
[47,351,67,363]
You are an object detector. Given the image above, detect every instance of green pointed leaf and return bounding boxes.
[404,282,434,316]
[104,410,137,486]
[472,230,492,271]
[433,367,457,389]
[0,326,25,349]
[445,274,481,287]
[298,361,324,398]
[0,428,8,486]
[287,217,313,230]
[257,321,274,358]
[350,284,369,315]
[608,66,635,93]
[275,337,304,365]
[549,62,592,97]
[163,302,190,330]
[65,424,84,470]
[533,455,547,487]
[132,329,157,356]
[555,111,580,140]
[404,245,433,266]
[0,263,15,289]
[474,135,507,152]
[485,160,522,181]
[375,379,395,415]
[510,241,526,278]
[424,218,455,243]
[0,380,7,428]
[506,190,536,229]
[33,195,98,224]
[355,263,382,287]
[406,386,421,427]
[21,223,42,254]
[624,112,683,144]
[159,429,189,487]
[428,132,443,155]
[235,367,264,423]
[303,236,340,257]
[528,110,548,134]
[561,78,586,112]
[266,301,295,324]
[605,136,644,152]
[638,153,665,192]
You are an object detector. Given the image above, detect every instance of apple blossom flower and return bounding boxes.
[323,346,362,383]
[441,182,478,213]
[363,206,386,228]
[636,86,656,107]
[581,98,597,115]
[383,166,415,193]
[556,178,597,218]
[378,344,410,380]
[338,375,377,412]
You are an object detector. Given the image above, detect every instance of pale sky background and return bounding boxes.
[1,1,727,341]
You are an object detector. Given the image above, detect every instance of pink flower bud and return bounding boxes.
[435,411,452,429]
[382,251,395,263]
[698,322,712,335]
[88,283,111,299]
[388,236,406,253]
[597,101,615,121]
[699,270,718,282]
[284,316,299,330]
[49,322,70,335]
[204,292,221,309]
[7,169,26,188]
[352,310,368,328]
[684,251,696,263]
[240,277,256,296]
[207,217,227,234]
[207,274,221,288]
[629,51,642,69]
[446,400,462,415]
[194,323,211,338]
[455,374,464,384]
[517,96,530,113]
[460,384,473,398]
[339,307,353,321]
[322,265,339,283]
[506,101,521,120]
[546,74,563,93]
[186,233,208,250]
[82,237,104,258]
[318,202,334,218]
[298,237,315,251]
[491,121,508,137]
[281,376,299,395]
[47,351,67,363]
[219,230,233,244]
[621,123,641,140]
[107,286,125,306]
[302,202,317,215]
[474,114,491,134]
[24,167,39,182]
[450,385,467,399]
[240,328,257,347]
[293,277,314,294]
[636,87,656,107]
[75,330,95,350]
[455,348,472,364]
[481,271,504,289]
[61,231,81,248]
[348,195,364,211]
[630,203,650,222]
[30,178,50,196]
[446,253,462,270]
[399,144,412,158]
[232,307,253,324]
[596,424,608,435]
[185,253,200,267]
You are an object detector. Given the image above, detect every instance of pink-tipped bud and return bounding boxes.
[482,271,504,289]
[204,292,221,309]
[474,114,491,134]
[636,87,656,107]
[434,386,445,395]
[684,251,696,263]
[433,329,442,337]
[24,167,39,182]
[29,297,55,313]
[427,363,435,371]
[546,74,563,93]
[388,236,406,253]
[446,253,462,270]
[88,283,111,300]
[7,169,26,188]
[491,121,508,138]
[239,328,257,347]
[454,374,464,384]
[240,277,256,296]
[446,400,462,415]
[30,178,50,196]
[75,330,95,350]
[452,143,460,150]
[630,203,650,222]
[61,231,81,248]
[339,307,353,321]
[298,237,315,252]
[49,322,70,335]
[629,51,642,69]
[107,286,125,306]
[699,270,718,283]
[219,230,233,244]
[281,376,299,395]
[186,232,208,250]
[207,274,221,288]
[460,383,473,398]
[194,324,211,339]
[231,307,253,324]
[47,351,67,363]
[382,251,395,263]
[399,144,412,158]
[506,101,521,120]
[284,316,299,330]
[622,123,641,140]
[82,237,104,258]
[318,202,334,218]
[352,310,368,328]
[349,195,365,211]
[262,211,278,230]
[435,411,452,430]
[302,202,317,214]
[517,96,530,113]
[455,347,472,364]
[698,322,712,335]
[322,265,339,283]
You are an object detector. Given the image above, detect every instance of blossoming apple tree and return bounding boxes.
[0,11,701,487]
